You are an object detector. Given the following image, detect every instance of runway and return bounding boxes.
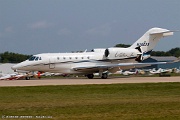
[0,76,180,87]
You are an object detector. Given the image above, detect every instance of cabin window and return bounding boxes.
[82,57,84,59]
[87,56,90,59]
[69,57,72,59]
[75,57,78,59]
[63,57,66,59]
[57,57,60,60]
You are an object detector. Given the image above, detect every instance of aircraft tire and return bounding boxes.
[87,74,94,79]
[25,76,30,80]
[101,73,108,79]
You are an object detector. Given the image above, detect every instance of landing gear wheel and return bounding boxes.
[25,76,30,80]
[101,73,108,79]
[87,74,94,79]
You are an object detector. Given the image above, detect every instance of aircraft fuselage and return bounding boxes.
[12,48,139,74]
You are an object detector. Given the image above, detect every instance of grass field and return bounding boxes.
[0,83,180,120]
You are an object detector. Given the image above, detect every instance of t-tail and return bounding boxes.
[129,27,174,53]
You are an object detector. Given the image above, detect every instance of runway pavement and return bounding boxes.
[0,77,180,87]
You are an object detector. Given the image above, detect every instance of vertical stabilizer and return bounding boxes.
[130,27,174,53]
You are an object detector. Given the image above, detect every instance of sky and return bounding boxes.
[0,0,180,55]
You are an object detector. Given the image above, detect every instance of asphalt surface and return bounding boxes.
[0,77,180,87]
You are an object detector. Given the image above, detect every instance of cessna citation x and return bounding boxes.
[12,28,176,79]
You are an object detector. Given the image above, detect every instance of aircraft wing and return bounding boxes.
[72,60,179,73]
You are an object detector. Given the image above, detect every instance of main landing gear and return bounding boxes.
[101,73,108,79]
[87,74,94,79]
[86,73,108,79]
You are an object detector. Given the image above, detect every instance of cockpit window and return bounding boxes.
[35,57,39,61]
[28,56,36,61]
[28,56,42,61]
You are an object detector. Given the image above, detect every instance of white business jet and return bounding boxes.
[12,27,176,79]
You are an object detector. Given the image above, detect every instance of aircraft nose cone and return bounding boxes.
[11,65,17,70]
[11,64,21,71]
[11,61,30,71]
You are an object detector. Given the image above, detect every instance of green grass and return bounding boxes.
[0,83,180,120]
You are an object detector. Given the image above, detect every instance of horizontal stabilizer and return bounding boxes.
[150,30,175,37]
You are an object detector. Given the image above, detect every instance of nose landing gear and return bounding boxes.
[87,74,94,79]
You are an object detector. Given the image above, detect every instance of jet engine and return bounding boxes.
[104,47,139,60]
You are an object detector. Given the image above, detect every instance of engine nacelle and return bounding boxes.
[104,47,139,60]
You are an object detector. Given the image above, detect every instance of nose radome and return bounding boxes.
[11,63,22,71]
[11,61,31,71]
[11,65,17,70]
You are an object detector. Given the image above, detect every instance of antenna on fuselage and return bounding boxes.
[84,49,87,53]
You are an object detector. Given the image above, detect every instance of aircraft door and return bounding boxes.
[49,57,55,69]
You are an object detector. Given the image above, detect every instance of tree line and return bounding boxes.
[151,48,180,57]
[0,51,31,63]
[0,45,179,63]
